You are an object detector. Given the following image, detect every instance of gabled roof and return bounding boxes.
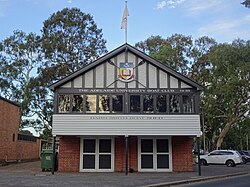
[49,43,204,91]
[0,96,20,107]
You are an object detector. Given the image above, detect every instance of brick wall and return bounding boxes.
[129,136,138,172]
[58,136,80,172]
[114,136,138,172]
[15,140,41,161]
[56,136,193,172]
[0,99,40,162]
[172,136,193,172]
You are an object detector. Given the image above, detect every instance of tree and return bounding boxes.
[41,7,107,82]
[157,34,193,74]
[40,128,52,140]
[190,36,217,84]
[32,8,108,132]
[135,34,193,74]
[0,30,44,128]
[242,0,250,8]
[204,39,250,149]
[135,35,165,55]
[135,35,250,150]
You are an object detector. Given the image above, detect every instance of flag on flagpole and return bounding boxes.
[121,2,129,29]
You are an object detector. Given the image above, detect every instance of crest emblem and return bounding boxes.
[118,62,134,82]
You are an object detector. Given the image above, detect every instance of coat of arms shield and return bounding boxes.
[118,62,134,82]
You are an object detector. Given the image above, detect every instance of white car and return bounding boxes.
[198,150,243,167]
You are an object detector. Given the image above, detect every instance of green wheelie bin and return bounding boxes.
[41,150,54,171]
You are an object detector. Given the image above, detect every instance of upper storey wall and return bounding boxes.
[60,51,193,90]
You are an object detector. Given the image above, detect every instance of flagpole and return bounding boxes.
[125,1,128,43]
[125,26,127,43]
[121,1,129,44]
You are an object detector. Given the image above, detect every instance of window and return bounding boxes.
[58,95,70,112]
[130,95,141,113]
[57,93,196,114]
[141,139,153,169]
[210,151,221,156]
[169,95,180,113]
[220,151,233,155]
[81,138,113,171]
[139,138,171,171]
[156,95,167,113]
[143,95,154,113]
[112,95,123,113]
[156,139,169,169]
[83,139,96,169]
[99,95,110,113]
[99,139,112,169]
[72,95,84,112]
[183,95,194,113]
[86,95,97,113]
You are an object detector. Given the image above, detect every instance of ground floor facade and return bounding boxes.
[57,135,193,172]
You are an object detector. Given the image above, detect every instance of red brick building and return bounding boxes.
[0,96,41,163]
[50,44,203,172]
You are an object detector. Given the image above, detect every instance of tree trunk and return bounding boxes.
[216,121,234,149]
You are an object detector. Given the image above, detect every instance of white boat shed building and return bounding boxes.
[50,43,203,173]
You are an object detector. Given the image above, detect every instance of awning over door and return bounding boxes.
[52,114,201,137]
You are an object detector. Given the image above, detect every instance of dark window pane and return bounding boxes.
[72,95,84,112]
[83,139,96,153]
[99,139,111,153]
[156,95,167,113]
[143,95,154,113]
[130,95,140,112]
[141,139,153,153]
[170,95,180,113]
[99,155,111,169]
[220,151,233,155]
[83,155,95,169]
[58,95,70,112]
[86,95,96,113]
[141,155,153,169]
[99,95,110,113]
[157,139,169,153]
[183,95,194,113]
[210,151,221,156]
[157,155,169,169]
[112,95,123,113]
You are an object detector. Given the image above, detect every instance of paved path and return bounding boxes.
[0,161,249,187]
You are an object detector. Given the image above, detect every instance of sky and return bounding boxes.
[0,0,250,51]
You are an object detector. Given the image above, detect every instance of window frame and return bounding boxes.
[56,93,196,115]
[138,137,172,172]
[80,137,114,172]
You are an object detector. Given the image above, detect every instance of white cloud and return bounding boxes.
[67,0,73,3]
[0,0,9,17]
[198,18,250,42]
[245,14,250,21]
[156,0,186,10]
[186,0,223,15]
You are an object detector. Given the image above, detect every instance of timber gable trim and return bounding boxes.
[49,43,204,91]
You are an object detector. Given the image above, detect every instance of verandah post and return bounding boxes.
[52,135,56,175]
[125,135,129,175]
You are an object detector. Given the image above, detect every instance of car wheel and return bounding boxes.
[200,159,208,166]
[226,160,236,167]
